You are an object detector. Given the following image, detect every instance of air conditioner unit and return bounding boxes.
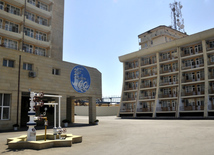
[29,71,36,78]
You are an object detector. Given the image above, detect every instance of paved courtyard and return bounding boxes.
[1,116,214,155]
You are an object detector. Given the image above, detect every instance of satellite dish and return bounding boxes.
[180,24,184,29]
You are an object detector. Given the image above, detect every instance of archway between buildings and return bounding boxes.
[20,92,97,128]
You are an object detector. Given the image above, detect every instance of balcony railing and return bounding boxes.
[208,105,214,110]
[180,106,204,111]
[120,108,133,112]
[208,74,214,79]
[140,83,156,88]
[123,97,136,101]
[182,64,204,70]
[125,75,138,80]
[209,89,214,94]
[137,107,153,112]
[158,94,177,98]
[141,60,156,66]
[124,86,137,91]
[182,77,204,83]
[125,64,139,70]
[181,91,204,96]
[156,107,176,111]
[139,95,155,100]
[159,81,178,86]
[181,48,203,57]
[141,72,157,77]
[160,68,178,74]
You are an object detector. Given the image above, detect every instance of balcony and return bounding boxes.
[120,108,133,112]
[156,107,176,111]
[180,106,204,111]
[125,62,139,70]
[206,40,214,51]
[208,105,214,110]
[208,74,214,79]
[182,63,204,70]
[124,85,137,91]
[182,77,204,83]
[181,46,203,57]
[0,26,22,40]
[140,83,156,89]
[24,35,51,48]
[159,81,178,86]
[139,95,155,100]
[141,71,157,77]
[209,89,214,94]
[141,60,156,66]
[158,94,177,98]
[125,74,139,81]
[0,9,23,24]
[123,96,136,101]
[181,91,204,96]
[25,17,51,33]
[137,107,153,112]
[160,68,178,74]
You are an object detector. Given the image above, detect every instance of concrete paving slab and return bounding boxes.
[1,116,214,155]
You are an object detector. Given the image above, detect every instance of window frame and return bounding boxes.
[0,93,11,120]
[3,59,15,68]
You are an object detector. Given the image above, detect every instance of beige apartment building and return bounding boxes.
[118,25,214,118]
[0,0,102,130]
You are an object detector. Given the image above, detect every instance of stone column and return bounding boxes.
[89,96,96,124]
[176,47,181,118]
[153,52,159,118]
[71,98,75,123]
[202,40,208,117]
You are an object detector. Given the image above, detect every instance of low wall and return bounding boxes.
[75,106,119,116]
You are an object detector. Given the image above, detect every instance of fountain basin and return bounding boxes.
[7,134,82,150]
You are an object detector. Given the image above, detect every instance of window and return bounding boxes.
[6,4,20,16]
[24,27,34,38]
[5,21,19,33]
[210,41,214,48]
[0,94,11,120]
[3,59,14,67]
[52,68,60,75]
[0,19,2,29]
[23,63,33,71]
[27,0,36,6]
[0,1,4,10]
[36,16,48,26]
[36,31,47,41]
[35,47,46,56]
[37,1,48,11]
[23,43,33,53]
[26,11,35,21]
[4,38,17,50]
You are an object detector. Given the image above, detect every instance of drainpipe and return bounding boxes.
[22,0,26,51]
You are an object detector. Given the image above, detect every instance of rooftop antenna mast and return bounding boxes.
[170,1,185,33]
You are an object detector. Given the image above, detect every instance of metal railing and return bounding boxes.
[156,107,176,111]
[137,107,153,112]
[159,81,178,86]
[180,106,204,111]
[139,96,155,100]
[181,91,204,96]
[181,49,203,57]
[182,77,204,83]
[182,64,204,70]
[120,108,133,112]
[158,94,177,98]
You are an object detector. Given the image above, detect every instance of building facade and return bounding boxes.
[0,0,102,130]
[118,25,214,118]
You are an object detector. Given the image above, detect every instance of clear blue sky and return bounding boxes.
[63,0,214,97]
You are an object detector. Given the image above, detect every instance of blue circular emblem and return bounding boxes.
[70,65,91,93]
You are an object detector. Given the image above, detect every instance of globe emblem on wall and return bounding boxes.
[70,65,91,93]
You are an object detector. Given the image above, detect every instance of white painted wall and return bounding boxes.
[75,106,119,116]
